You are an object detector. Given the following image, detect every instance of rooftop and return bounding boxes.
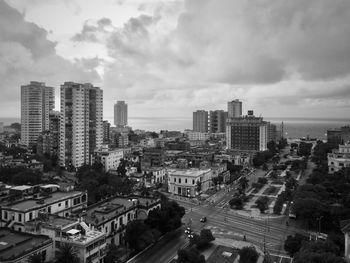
[0,228,51,261]
[168,168,211,177]
[4,191,85,212]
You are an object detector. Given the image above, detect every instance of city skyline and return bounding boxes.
[1,0,350,126]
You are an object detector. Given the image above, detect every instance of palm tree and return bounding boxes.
[55,243,79,263]
[28,253,43,263]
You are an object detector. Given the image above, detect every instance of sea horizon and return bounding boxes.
[1,116,350,139]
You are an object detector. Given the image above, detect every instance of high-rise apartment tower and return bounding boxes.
[114,101,128,126]
[59,82,103,168]
[227,99,242,118]
[21,81,54,146]
[193,110,208,132]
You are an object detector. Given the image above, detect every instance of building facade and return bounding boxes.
[167,168,214,197]
[328,144,350,174]
[226,113,269,152]
[227,99,242,118]
[193,110,208,133]
[21,82,54,147]
[209,110,227,133]
[0,188,87,232]
[103,120,111,144]
[59,82,103,168]
[95,145,124,172]
[114,101,128,126]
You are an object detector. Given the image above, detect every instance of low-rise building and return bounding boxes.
[0,228,54,263]
[143,167,166,184]
[185,131,210,141]
[167,168,214,197]
[0,189,87,232]
[328,144,350,174]
[95,145,124,172]
[84,196,161,246]
[25,215,106,263]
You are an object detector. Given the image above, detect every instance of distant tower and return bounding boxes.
[21,81,54,147]
[227,99,242,118]
[193,110,208,132]
[281,121,284,139]
[114,101,128,127]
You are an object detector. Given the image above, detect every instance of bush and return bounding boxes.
[239,246,259,263]
[255,196,269,213]
[229,197,244,209]
[257,177,268,185]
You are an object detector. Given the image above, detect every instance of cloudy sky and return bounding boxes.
[1,0,350,130]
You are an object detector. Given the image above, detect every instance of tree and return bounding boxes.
[257,177,267,185]
[28,253,44,263]
[255,196,269,213]
[104,243,122,263]
[284,234,308,257]
[125,220,151,251]
[229,197,244,209]
[238,246,259,263]
[177,247,205,263]
[293,240,345,263]
[55,243,79,263]
[238,177,249,193]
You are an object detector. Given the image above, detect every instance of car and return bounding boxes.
[200,217,207,222]
[185,227,192,234]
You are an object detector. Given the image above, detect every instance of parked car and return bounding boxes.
[200,217,207,222]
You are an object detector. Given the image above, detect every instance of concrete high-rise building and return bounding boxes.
[193,110,208,132]
[114,101,128,126]
[59,82,103,168]
[227,99,242,118]
[21,81,54,147]
[209,110,227,133]
[103,120,111,144]
[226,111,269,152]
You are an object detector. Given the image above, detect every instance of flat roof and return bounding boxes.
[10,185,32,191]
[168,168,211,177]
[0,228,51,261]
[4,191,84,212]
[26,215,76,230]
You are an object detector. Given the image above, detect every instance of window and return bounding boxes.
[4,211,7,220]
[127,213,131,221]
[82,194,87,202]
[179,178,181,184]
[48,206,51,214]
[174,178,176,183]
[29,212,33,220]
[119,217,123,225]
[192,180,195,185]
[65,200,68,207]
[18,214,22,222]
[185,179,188,184]
[58,203,61,207]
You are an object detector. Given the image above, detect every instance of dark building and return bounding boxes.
[141,148,165,169]
[209,110,227,133]
[103,120,111,144]
[327,126,350,145]
[226,113,269,152]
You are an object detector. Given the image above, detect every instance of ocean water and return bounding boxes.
[2,117,349,139]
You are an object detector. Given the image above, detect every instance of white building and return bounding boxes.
[21,82,54,147]
[114,101,128,126]
[84,196,161,246]
[0,189,87,232]
[328,144,350,174]
[95,145,124,172]
[193,110,208,133]
[167,168,214,197]
[59,82,103,168]
[143,167,166,184]
[25,215,106,263]
[185,130,210,141]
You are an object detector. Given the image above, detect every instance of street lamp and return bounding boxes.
[317,216,324,234]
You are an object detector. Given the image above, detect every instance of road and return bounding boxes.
[128,186,304,263]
